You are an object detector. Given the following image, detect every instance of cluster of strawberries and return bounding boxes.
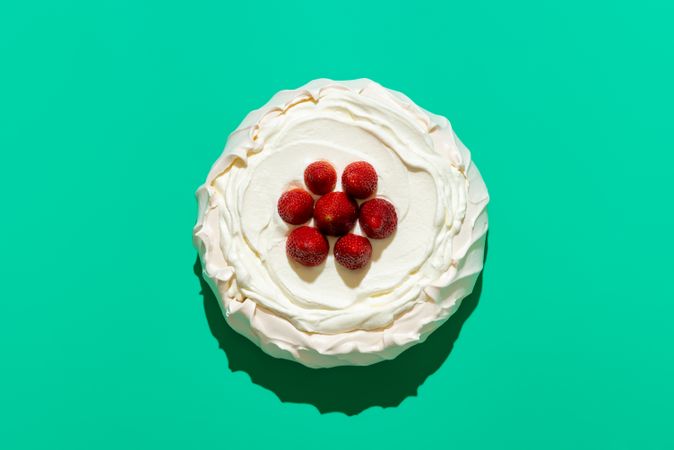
[277,160,397,270]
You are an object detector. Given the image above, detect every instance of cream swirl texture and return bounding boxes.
[194,79,489,367]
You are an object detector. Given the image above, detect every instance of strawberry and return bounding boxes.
[277,188,314,225]
[359,198,397,239]
[304,161,337,195]
[334,234,372,270]
[342,161,378,199]
[286,226,329,266]
[313,191,358,236]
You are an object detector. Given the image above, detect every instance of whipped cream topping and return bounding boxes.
[194,79,489,367]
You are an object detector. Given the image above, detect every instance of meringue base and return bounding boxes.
[193,79,489,368]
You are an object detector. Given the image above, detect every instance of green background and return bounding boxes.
[2,1,673,448]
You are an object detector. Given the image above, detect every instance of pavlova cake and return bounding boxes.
[193,79,488,368]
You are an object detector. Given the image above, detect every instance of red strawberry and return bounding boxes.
[286,226,329,266]
[304,161,337,195]
[334,234,372,270]
[313,191,358,236]
[342,161,378,199]
[359,198,397,239]
[277,188,314,225]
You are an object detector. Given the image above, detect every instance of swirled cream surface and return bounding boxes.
[210,81,468,334]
